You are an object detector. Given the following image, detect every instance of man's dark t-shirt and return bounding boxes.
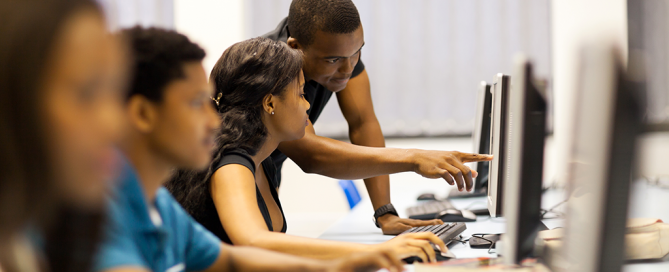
[262,17,365,187]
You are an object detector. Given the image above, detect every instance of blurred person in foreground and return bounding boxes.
[92,26,404,272]
[0,0,128,271]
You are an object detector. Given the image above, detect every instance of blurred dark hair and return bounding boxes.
[288,0,361,47]
[167,37,302,217]
[0,0,105,271]
[121,26,206,102]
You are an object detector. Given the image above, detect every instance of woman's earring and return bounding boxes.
[271,111,275,115]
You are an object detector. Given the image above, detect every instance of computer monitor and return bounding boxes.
[555,44,641,272]
[502,55,548,265]
[487,73,511,217]
[449,82,492,199]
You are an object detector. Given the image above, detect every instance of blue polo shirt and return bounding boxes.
[94,159,221,272]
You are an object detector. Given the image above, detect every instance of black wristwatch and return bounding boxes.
[373,203,399,228]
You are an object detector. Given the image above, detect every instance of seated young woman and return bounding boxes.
[167,37,446,262]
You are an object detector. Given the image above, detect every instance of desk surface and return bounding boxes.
[317,177,669,271]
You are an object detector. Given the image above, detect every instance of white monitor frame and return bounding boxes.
[556,43,640,272]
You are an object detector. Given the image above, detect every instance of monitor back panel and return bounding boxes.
[487,74,510,218]
[502,56,547,265]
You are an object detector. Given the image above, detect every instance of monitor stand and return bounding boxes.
[447,176,488,199]
[538,221,549,232]
[448,189,487,198]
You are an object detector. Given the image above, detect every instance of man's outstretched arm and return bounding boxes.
[277,119,492,192]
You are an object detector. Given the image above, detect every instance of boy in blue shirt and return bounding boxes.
[93,26,403,272]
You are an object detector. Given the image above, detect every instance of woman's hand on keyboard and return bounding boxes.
[329,249,403,272]
[374,232,448,263]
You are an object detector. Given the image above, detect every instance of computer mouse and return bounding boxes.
[469,234,501,249]
[402,247,456,264]
[417,193,437,201]
[436,209,477,222]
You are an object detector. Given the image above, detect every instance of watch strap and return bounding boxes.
[373,204,399,228]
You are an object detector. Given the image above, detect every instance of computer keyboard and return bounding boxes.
[400,222,467,262]
[406,200,455,220]
[401,222,467,244]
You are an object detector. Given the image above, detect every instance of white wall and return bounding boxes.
[246,0,552,138]
[550,0,669,183]
[173,0,246,76]
[96,0,174,31]
[550,0,628,187]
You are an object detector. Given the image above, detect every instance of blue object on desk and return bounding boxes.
[338,180,361,209]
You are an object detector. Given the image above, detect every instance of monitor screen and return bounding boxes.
[472,82,492,193]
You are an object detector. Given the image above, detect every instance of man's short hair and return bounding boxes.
[287,0,361,47]
[122,26,205,101]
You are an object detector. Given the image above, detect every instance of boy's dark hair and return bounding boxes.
[122,26,206,101]
[288,0,361,47]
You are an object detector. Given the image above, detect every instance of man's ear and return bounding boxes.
[286,37,301,50]
[262,93,275,115]
[126,95,159,133]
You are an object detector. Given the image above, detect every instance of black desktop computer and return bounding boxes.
[448,82,492,199]
[487,73,511,218]
[553,43,642,272]
[406,82,494,221]
[501,55,548,265]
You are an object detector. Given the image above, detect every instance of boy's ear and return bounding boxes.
[262,94,275,115]
[126,95,159,133]
[286,37,302,50]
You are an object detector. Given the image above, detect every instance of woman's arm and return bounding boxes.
[210,165,446,261]
[203,243,404,272]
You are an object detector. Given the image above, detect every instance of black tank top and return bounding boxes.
[193,148,287,244]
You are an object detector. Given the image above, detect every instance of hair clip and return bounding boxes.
[211,92,222,107]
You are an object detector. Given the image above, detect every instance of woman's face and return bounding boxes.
[271,71,310,142]
[41,9,127,208]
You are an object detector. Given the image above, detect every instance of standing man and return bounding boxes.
[263,0,492,235]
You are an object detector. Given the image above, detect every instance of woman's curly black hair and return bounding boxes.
[166,37,303,217]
